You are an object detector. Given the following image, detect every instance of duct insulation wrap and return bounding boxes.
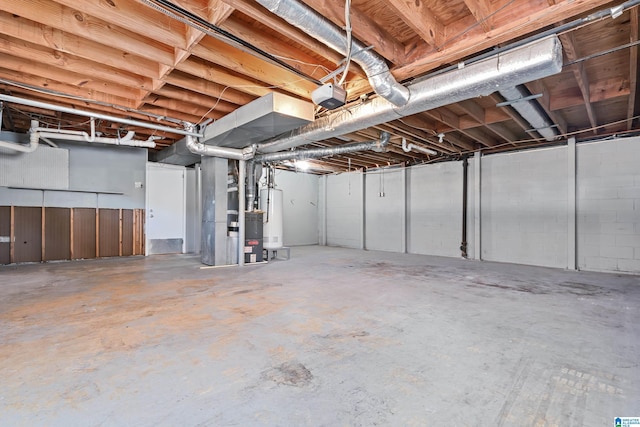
[244,211,264,263]
[260,188,284,249]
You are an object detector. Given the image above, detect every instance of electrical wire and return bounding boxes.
[140,0,323,86]
[338,0,353,86]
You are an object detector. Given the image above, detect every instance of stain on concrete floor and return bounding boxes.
[0,246,639,426]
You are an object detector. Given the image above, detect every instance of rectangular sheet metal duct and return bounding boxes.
[200,92,314,149]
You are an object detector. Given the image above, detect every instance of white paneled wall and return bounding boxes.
[318,136,640,274]
[408,162,463,257]
[481,147,568,268]
[577,138,640,272]
[325,171,364,248]
[365,168,405,252]
[0,145,68,190]
[274,169,319,246]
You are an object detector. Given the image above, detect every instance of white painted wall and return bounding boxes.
[365,168,405,252]
[408,161,463,257]
[577,138,640,273]
[325,171,363,248]
[273,169,319,246]
[481,147,568,268]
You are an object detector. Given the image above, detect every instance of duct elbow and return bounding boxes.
[370,74,410,107]
[373,131,390,152]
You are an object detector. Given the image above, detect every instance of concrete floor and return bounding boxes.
[1,246,638,426]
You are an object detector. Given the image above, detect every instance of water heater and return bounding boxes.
[260,187,283,249]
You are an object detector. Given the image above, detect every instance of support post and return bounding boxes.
[567,137,577,270]
[238,159,246,267]
[474,151,482,260]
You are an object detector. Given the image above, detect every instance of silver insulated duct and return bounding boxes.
[258,36,563,153]
[256,0,409,107]
[498,86,560,141]
[254,132,389,162]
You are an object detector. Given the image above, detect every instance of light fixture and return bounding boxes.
[295,160,310,171]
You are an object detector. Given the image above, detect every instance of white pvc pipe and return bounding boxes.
[32,121,156,148]
[0,131,39,153]
[0,94,202,137]
[401,137,437,155]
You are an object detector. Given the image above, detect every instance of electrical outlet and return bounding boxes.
[135,181,143,188]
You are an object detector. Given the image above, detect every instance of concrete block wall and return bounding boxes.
[273,169,319,246]
[577,138,640,273]
[408,162,464,257]
[325,172,364,248]
[365,168,404,252]
[319,136,639,274]
[481,147,568,268]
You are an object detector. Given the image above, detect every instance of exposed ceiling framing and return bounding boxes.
[1,0,638,173]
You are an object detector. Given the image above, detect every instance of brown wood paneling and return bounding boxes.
[122,209,134,256]
[14,207,42,263]
[44,208,71,261]
[72,208,96,260]
[0,206,10,264]
[99,209,120,257]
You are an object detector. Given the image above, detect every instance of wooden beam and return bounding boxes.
[175,59,271,99]
[223,0,345,66]
[559,32,598,133]
[425,107,497,147]
[299,0,406,64]
[384,0,444,50]
[462,0,495,33]
[384,121,459,154]
[165,69,256,105]
[2,0,175,65]
[0,67,138,109]
[549,76,630,111]
[400,112,475,151]
[0,11,160,79]
[154,0,234,98]
[458,99,517,144]
[139,105,203,123]
[193,37,316,99]
[154,85,237,114]
[52,0,187,49]
[628,6,639,130]
[142,97,225,122]
[0,52,145,101]
[221,17,363,81]
[0,34,149,91]
[0,86,190,133]
[395,0,616,80]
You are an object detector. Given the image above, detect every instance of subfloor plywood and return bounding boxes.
[0,246,638,426]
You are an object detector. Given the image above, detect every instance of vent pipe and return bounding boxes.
[256,0,409,107]
[0,121,40,153]
[257,36,563,154]
[498,86,560,141]
[185,130,255,160]
[254,132,389,163]
[30,121,157,148]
